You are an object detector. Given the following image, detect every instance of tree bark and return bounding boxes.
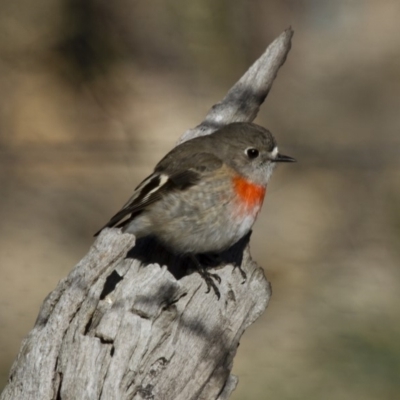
[1,28,293,400]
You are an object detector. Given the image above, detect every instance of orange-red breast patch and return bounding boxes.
[233,176,266,212]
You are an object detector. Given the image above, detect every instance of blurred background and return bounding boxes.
[1,0,400,398]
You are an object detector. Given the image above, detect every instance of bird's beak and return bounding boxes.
[274,153,296,163]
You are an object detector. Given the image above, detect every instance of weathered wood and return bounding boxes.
[1,28,293,400]
[178,27,293,144]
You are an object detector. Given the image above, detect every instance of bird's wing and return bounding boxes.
[94,152,223,236]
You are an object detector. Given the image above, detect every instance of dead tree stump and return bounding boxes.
[1,28,293,400]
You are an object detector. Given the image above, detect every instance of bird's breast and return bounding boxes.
[232,176,266,215]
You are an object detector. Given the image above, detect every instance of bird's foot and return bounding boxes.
[233,262,247,282]
[190,255,221,299]
[198,268,221,299]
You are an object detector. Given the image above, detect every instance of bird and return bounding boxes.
[95,122,295,297]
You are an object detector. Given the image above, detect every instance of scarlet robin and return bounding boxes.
[95,122,295,297]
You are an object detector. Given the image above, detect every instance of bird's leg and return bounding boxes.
[233,262,247,282]
[202,252,247,283]
[189,254,221,299]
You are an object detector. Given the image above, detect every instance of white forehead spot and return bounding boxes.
[271,146,279,158]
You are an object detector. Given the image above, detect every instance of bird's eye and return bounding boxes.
[245,148,259,159]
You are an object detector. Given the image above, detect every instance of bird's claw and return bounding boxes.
[233,263,247,282]
[189,254,221,299]
[211,272,222,284]
[200,270,221,299]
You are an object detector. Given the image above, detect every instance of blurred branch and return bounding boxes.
[0,28,293,400]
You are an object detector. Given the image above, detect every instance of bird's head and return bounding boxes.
[210,122,296,186]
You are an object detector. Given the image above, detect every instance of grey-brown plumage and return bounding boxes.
[95,122,295,255]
